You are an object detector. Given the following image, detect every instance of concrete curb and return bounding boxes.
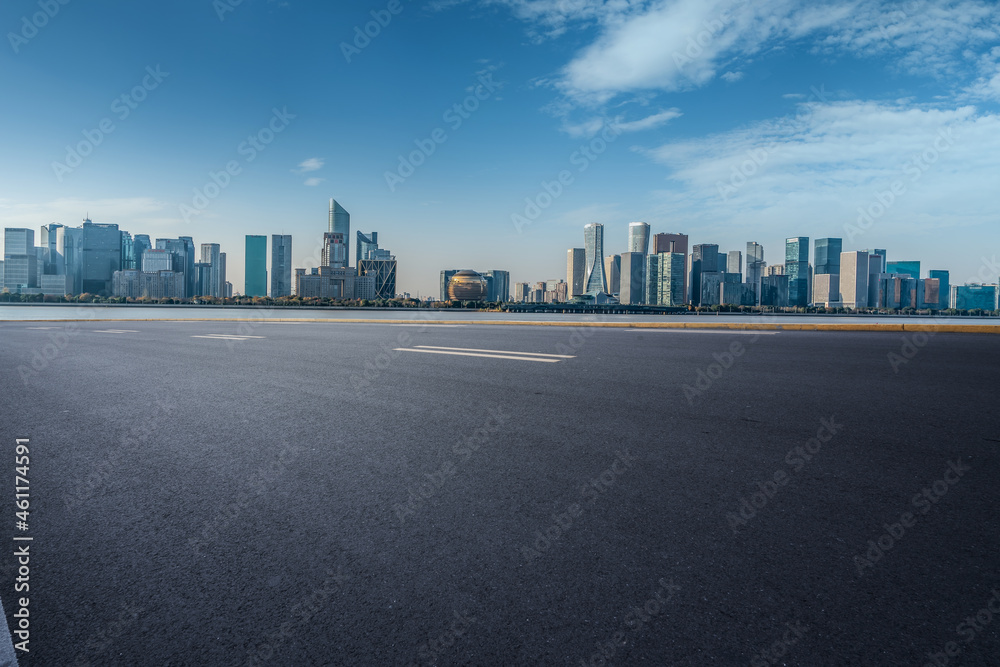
[5,318,1000,333]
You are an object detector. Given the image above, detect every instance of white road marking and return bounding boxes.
[94,329,140,334]
[414,345,575,358]
[394,348,565,363]
[191,334,267,341]
[26,326,58,330]
[389,324,466,327]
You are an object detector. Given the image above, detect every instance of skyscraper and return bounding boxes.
[929,270,950,310]
[199,243,223,297]
[887,260,920,278]
[691,243,719,307]
[2,228,37,290]
[746,242,764,304]
[785,237,809,307]
[271,235,292,297]
[81,220,122,296]
[652,233,689,303]
[727,250,742,276]
[245,235,268,297]
[814,238,843,275]
[840,251,870,309]
[322,232,347,268]
[583,223,607,294]
[628,222,650,255]
[619,252,645,305]
[604,254,621,294]
[356,231,378,264]
[654,253,687,306]
[567,248,586,298]
[329,199,350,264]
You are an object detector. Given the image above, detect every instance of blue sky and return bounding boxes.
[2,0,1000,296]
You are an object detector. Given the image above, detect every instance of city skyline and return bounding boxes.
[2,2,1000,296]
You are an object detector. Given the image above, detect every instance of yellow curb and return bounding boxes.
[5,318,1000,333]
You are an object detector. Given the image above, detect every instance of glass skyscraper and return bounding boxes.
[245,235,268,297]
[814,238,842,275]
[583,223,607,294]
[887,260,920,278]
[691,243,719,307]
[785,237,809,307]
[929,270,950,309]
[329,199,350,264]
[271,235,292,297]
[628,222,650,255]
[567,248,586,298]
[357,231,378,264]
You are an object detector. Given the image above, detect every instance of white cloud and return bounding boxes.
[721,71,744,82]
[562,108,682,137]
[641,100,999,246]
[304,177,325,187]
[475,0,1000,106]
[295,157,325,173]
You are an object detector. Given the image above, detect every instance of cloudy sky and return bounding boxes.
[2,0,999,295]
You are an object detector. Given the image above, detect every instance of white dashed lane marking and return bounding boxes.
[393,345,574,363]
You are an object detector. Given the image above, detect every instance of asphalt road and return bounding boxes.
[0,320,998,666]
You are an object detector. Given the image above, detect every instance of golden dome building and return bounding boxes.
[447,270,488,301]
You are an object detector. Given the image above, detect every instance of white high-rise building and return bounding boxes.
[840,251,870,309]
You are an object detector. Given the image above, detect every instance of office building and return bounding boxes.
[133,234,152,274]
[112,269,185,299]
[950,284,998,311]
[628,222,650,255]
[583,223,608,294]
[840,251,870,309]
[691,243,719,307]
[814,238,843,275]
[199,243,223,297]
[245,235,268,297]
[359,257,397,299]
[271,235,292,298]
[567,248,586,298]
[604,255,621,294]
[785,237,809,307]
[700,272,723,307]
[649,252,686,307]
[813,274,840,307]
[356,231,379,264]
[2,228,37,290]
[322,232,347,269]
[745,242,764,304]
[619,252,646,305]
[142,249,174,272]
[887,260,920,278]
[928,270,950,310]
[483,270,510,302]
[726,250,742,277]
[296,266,356,300]
[760,275,789,307]
[156,237,195,297]
[329,199,350,263]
